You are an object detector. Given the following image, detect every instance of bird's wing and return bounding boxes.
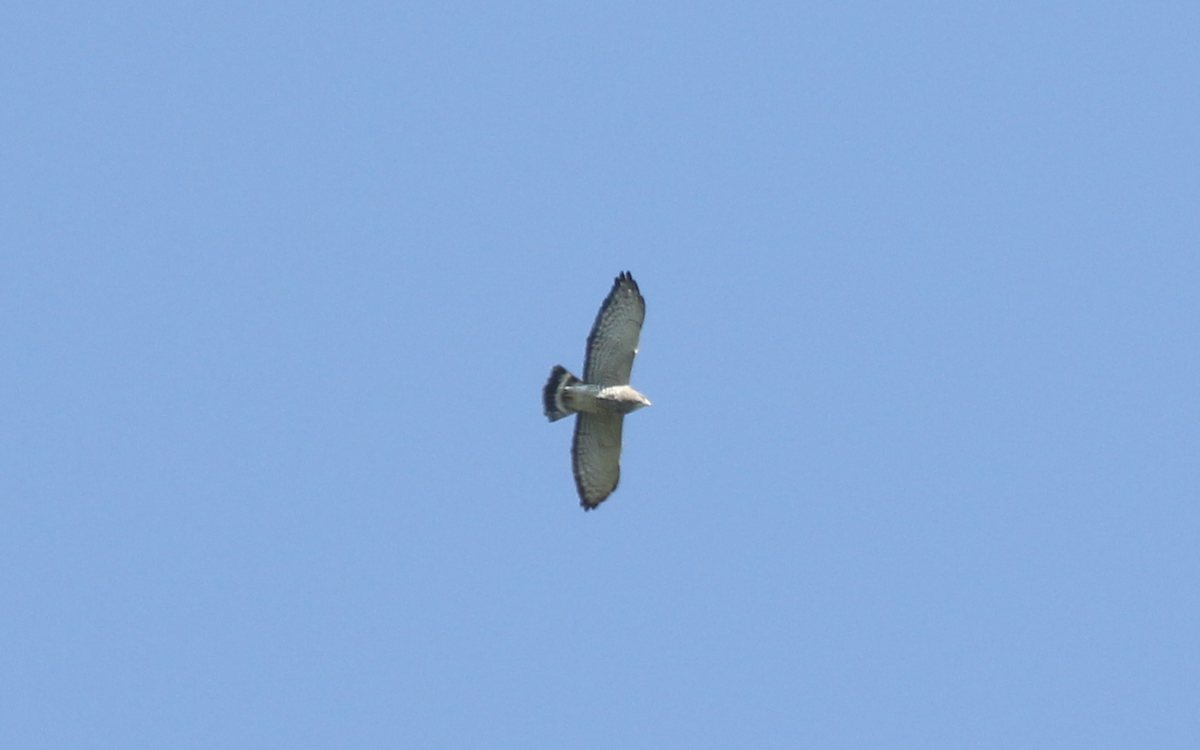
[572,412,624,509]
[583,271,645,386]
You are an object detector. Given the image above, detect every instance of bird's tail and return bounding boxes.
[543,365,580,422]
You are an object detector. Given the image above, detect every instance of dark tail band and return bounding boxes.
[543,365,579,421]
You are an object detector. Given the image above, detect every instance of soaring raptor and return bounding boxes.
[544,271,650,510]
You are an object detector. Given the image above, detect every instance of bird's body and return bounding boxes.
[570,383,652,415]
[543,272,649,509]
[546,377,650,418]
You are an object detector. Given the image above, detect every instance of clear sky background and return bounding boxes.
[2,2,1198,748]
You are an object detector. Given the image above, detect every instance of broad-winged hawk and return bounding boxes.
[543,271,650,510]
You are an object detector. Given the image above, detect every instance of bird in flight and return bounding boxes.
[543,271,651,510]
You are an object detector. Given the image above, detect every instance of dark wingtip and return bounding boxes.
[577,479,617,511]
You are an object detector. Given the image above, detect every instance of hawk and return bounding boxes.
[543,271,651,510]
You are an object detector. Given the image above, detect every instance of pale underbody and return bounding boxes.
[563,383,652,415]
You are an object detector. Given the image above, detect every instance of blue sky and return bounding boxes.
[2,2,1198,748]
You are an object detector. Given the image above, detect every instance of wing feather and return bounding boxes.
[583,271,645,385]
[572,413,624,509]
